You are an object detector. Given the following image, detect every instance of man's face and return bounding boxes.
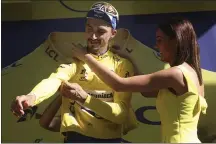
[85,18,116,52]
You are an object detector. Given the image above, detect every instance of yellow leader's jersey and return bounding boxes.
[30,49,134,139]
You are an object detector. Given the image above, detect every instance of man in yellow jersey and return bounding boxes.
[10,1,135,143]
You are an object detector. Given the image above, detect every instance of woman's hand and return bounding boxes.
[70,43,88,61]
[110,45,132,60]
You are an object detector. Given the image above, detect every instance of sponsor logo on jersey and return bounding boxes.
[79,90,114,119]
[79,68,89,81]
[59,64,72,69]
[113,55,121,62]
[125,71,130,78]
[85,90,114,102]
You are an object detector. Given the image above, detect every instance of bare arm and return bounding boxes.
[39,95,62,132]
[110,46,142,76]
[125,56,158,97]
[83,54,182,95]
[61,58,134,124]
[83,58,134,124]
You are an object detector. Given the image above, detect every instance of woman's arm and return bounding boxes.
[110,46,142,76]
[121,55,158,97]
[39,95,62,132]
[83,54,182,95]
[110,46,158,97]
[127,56,143,76]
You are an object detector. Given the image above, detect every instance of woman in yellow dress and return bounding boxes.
[64,18,208,143]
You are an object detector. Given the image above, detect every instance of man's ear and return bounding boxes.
[111,29,117,39]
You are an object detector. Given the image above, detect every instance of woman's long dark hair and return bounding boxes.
[158,18,203,85]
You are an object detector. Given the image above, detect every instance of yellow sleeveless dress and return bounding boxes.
[156,65,208,143]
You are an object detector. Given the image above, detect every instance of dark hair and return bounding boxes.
[158,17,203,85]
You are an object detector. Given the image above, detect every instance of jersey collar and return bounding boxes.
[89,48,111,60]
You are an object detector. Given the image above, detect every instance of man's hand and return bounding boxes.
[10,94,36,117]
[60,81,88,104]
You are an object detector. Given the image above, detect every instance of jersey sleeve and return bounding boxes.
[83,58,134,124]
[31,62,77,105]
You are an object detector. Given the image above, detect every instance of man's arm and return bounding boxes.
[11,62,77,117]
[83,91,131,124]
[31,63,77,105]
[82,58,134,124]
[39,94,62,132]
